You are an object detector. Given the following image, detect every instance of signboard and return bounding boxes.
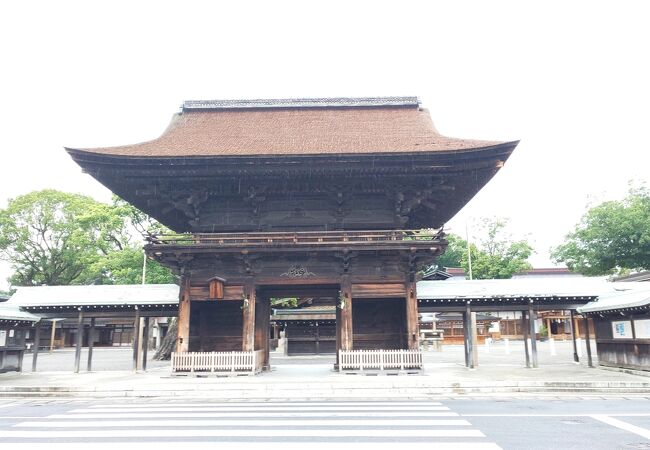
[612,320,633,339]
[0,330,6,347]
[634,319,650,339]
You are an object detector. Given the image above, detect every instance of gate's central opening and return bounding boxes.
[262,284,339,369]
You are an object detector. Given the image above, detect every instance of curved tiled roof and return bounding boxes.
[67,97,508,158]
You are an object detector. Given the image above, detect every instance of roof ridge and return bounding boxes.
[182,97,420,111]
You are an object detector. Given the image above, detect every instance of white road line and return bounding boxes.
[590,415,650,440]
[46,411,460,419]
[0,428,486,438]
[462,413,650,417]
[0,443,503,450]
[14,418,472,428]
[69,406,450,413]
[88,402,443,408]
[0,403,19,409]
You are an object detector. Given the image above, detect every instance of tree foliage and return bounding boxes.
[552,186,650,276]
[436,234,467,268]
[462,218,533,279]
[432,218,533,279]
[0,190,174,287]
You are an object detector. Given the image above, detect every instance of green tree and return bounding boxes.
[88,247,176,285]
[552,185,650,276]
[0,190,175,287]
[0,190,131,286]
[436,233,467,268]
[461,218,533,279]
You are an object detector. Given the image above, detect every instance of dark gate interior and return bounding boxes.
[352,298,407,350]
[285,321,336,355]
[189,301,243,352]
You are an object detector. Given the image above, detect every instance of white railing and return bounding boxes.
[338,349,423,372]
[171,350,264,374]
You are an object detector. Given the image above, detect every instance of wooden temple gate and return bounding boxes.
[66,96,519,374]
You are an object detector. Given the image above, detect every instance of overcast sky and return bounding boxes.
[1,1,649,290]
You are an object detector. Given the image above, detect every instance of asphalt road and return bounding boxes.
[0,398,648,449]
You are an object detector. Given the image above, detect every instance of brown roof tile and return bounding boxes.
[69,99,505,157]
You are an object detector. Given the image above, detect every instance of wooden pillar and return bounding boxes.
[74,308,84,373]
[261,298,270,370]
[546,318,552,338]
[49,319,57,353]
[132,307,141,372]
[335,302,342,368]
[470,311,478,368]
[528,303,538,368]
[142,317,150,372]
[463,306,470,367]
[87,318,95,372]
[522,311,531,368]
[338,276,353,351]
[570,309,579,362]
[31,322,41,372]
[405,278,420,350]
[583,315,594,368]
[177,274,191,354]
[242,282,256,352]
[254,295,271,370]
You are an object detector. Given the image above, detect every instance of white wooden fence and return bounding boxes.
[171,350,264,374]
[338,349,423,372]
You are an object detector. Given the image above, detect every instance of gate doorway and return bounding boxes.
[261,284,339,365]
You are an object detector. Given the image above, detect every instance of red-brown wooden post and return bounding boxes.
[339,276,353,351]
[242,281,256,352]
[176,273,191,354]
[405,278,420,350]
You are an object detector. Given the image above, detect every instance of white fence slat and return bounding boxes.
[171,351,260,374]
[338,349,423,371]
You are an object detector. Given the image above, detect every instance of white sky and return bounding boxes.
[1,1,649,290]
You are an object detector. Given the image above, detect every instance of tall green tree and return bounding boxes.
[436,233,467,268]
[461,218,533,279]
[552,185,650,276]
[0,190,175,287]
[0,190,131,286]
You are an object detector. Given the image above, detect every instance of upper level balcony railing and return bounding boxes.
[145,229,444,250]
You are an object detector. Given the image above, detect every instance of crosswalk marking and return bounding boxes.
[0,400,499,448]
[15,418,472,427]
[88,401,444,408]
[0,443,503,450]
[69,406,450,413]
[0,428,486,438]
[47,411,461,418]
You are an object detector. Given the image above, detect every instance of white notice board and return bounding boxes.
[634,319,650,339]
[612,320,633,339]
[0,330,6,347]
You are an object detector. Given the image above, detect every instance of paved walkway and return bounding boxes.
[1,341,649,398]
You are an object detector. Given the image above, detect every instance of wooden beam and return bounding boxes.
[74,308,84,374]
[177,274,191,353]
[528,303,538,368]
[242,282,256,352]
[405,279,419,350]
[522,311,531,368]
[570,310,579,363]
[470,311,478,368]
[31,322,41,372]
[132,307,141,372]
[49,319,57,353]
[584,316,594,368]
[142,317,150,372]
[87,318,95,372]
[339,276,353,351]
[462,305,470,367]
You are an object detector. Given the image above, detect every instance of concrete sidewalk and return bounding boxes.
[2,342,649,399]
